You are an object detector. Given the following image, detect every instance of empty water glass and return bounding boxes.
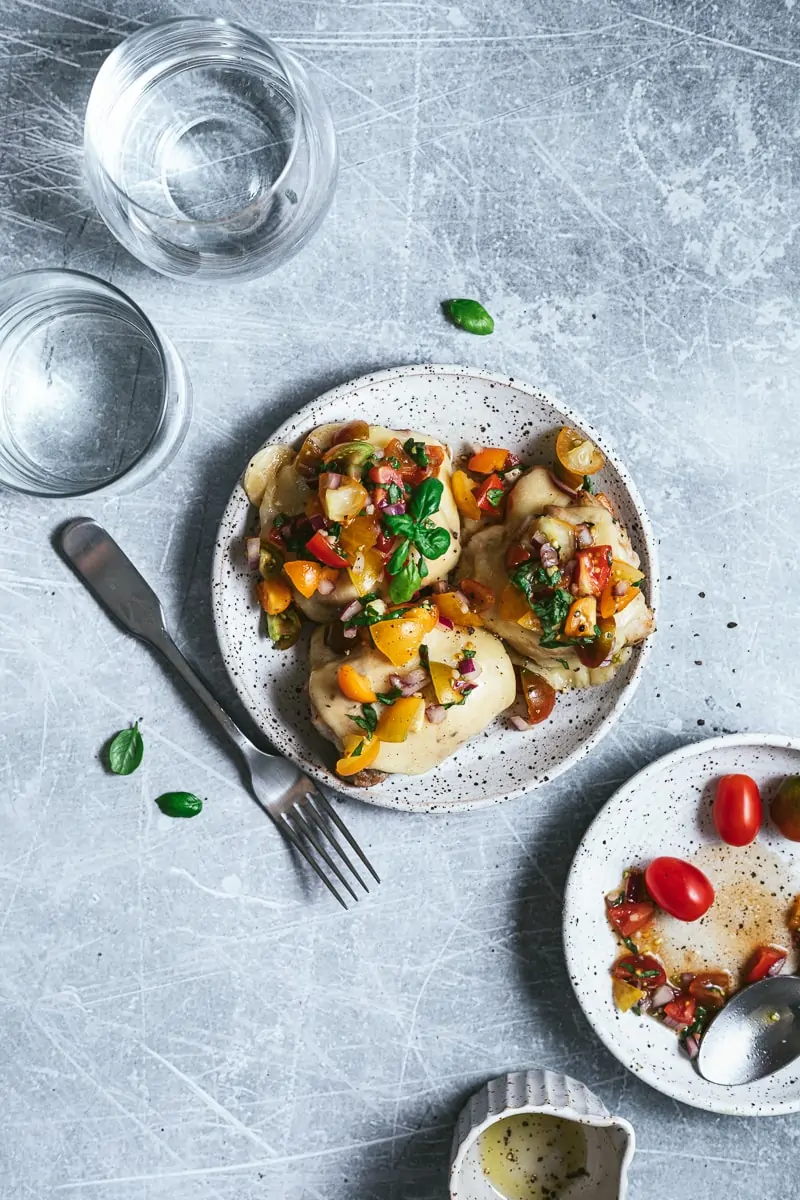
[0,269,191,496]
[84,18,338,283]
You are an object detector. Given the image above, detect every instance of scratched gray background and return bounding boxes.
[2,0,800,1196]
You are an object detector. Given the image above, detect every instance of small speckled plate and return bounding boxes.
[564,733,800,1115]
[211,364,658,813]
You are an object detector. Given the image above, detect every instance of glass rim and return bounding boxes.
[0,267,173,498]
[83,16,304,230]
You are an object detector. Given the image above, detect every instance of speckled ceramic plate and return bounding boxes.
[211,364,658,813]
[564,733,800,1115]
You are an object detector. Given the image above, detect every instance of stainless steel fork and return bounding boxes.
[60,518,379,909]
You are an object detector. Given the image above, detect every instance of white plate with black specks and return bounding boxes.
[564,733,800,1115]
[211,364,658,813]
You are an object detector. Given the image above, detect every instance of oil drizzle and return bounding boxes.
[478,1113,587,1200]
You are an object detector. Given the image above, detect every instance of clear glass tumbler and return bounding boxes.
[0,270,191,497]
[84,18,339,283]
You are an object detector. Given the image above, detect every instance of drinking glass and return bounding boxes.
[84,18,338,283]
[0,270,191,496]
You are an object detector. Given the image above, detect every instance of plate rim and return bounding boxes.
[563,730,800,1116]
[211,362,660,813]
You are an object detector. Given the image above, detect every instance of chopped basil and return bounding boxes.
[403,438,429,469]
[622,936,639,954]
[462,648,476,659]
[582,475,594,493]
[486,488,505,507]
[351,740,364,758]
[375,687,402,705]
[558,658,570,669]
[349,703,378,736]
[387,482,403,504]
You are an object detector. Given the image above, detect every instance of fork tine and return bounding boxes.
[304,793,368,892]
[291,805,359,903]
[311,790,381,883]
[277,813,348,909]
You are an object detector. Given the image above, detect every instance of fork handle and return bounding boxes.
[60,518,254,758]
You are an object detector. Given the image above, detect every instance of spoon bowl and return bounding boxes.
[698,976,800,1086]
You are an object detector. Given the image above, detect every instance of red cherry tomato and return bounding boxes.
[663,995,697,1028]
[606,900,655,939]
[744,945,787,983]
[713,774,762,846]
[644,856,715,922]
[611,954,666,991]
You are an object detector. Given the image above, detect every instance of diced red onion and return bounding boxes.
[343,626,358,639]
[531,530,547,546]
[381,502,406,516]
[437,616,454,630]
[613,580,630,598]
[683,1034,700,1060]
[325,472,342,490]
[510,714,531,731]
[540,543,559,569]
[454,590,469,608]
[680,973,695,989]
[548,470,579,498]
[598,655,613,668]
[504,467,522,483]
[651,984,679,1010]
[388,669,429,696]
[505,452,522,468]
[308,513,327,531]
[767,954,787,977]
[340,599,362,622]
[431,580,448,594]
[317,577,336,596]
[425,704,446,724]
[575,524,593,549]
[364,503,375,516]
[458,658,476,675]
[662,1015,688,1033]
[562,558,577,580]
[245,536,261,570]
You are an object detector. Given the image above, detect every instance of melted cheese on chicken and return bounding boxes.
[247,424,461,622]
[308,625,515,774]
[459,467,655,691]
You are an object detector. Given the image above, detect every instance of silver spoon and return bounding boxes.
[697,976,800,1085]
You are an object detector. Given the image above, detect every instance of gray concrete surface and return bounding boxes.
[1,1,799,1196]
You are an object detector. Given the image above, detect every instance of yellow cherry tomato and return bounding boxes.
[452,469,482,521]
[283,559,323,599]
[348,547,384,597]
[429,661,461,706]
[376,696,426,743]
[370,615,427,667]
[256,577,292,615]
[336,734,381,777]
[337,664,377,704]
[436,591,484,627]
[555,426,604,477]
[564,595,598,638]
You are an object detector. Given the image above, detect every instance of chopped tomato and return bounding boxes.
[688,970,731,1010]
[376,696,425,743]
[505,542,531,569]
[337,664,377,704]
[336,733,380,777]
[575,546,613,597]
[789,896,800,933]
[519,670,556,724]
[576,613,615,669]
[256,577,292,615]
[624,869,648,903]
[564,595,597,638]
[460,578,495,612]
[497,582,530,622]
[339,515,380,560]
[333,420,370,445]
[370,614,428,667]
[606,900,655,939]
[745,945,788,983]
[452,469,482,521]
[436,591,484,627]
[611,954,666,991]
[467,447,510,474]
[383,438,418,480]
[283,559,323,598]
[663,996,697,1028]
[369,463,405,487]
[555,426,604,476]
[305,530,350,569]
[474,473,506,513]
[348,547,384,597]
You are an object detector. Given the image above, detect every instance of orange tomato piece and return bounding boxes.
[555,426,604,477]
[452,469,482,521]
[467,447,509,474]
[429,660,461,705]
[497,582,529,622]
[564,595,597,638]
[436,591,484,627]
[336,734,381,777]
[460,578,495,612]
[283,559,323,599]
[404,602,439,633]
[337,663,377,704]
[256,577,292,615]
[339,514,380,560]
[348,547,384,597]
[370,615,427,666]
[376,696,425,743]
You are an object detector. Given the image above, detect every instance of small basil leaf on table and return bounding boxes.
[108,722,144,775]
[442,298,494,335]
[156,791,203,818]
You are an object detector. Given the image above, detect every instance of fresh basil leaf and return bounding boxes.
[389,556,425,604]
[403,438,429,468]
[442,298,494,336]
[375,687,402,705]
[387,538,411,575]
[414,522,451,560]
[108,723,143,775]
[410,477,443,522]
[349,703,378,736]
[531,588,573,642]
[387,482,403,504]
[156,791,203,818]
[582,475,594,493]
[383,513,416,538]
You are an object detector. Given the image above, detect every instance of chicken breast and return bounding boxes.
[308,624,516,775]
